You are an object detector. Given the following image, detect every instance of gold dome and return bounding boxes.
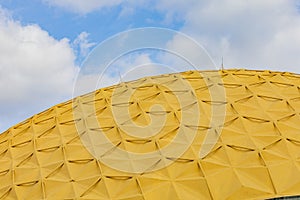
[1,69,300,199]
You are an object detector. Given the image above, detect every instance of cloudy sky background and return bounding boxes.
[1,0,300,132]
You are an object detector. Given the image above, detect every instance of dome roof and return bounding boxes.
[1,69,300,199]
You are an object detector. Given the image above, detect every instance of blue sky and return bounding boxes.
[0,0,182,60]
[1,0,300,132]
[0,0,183,48]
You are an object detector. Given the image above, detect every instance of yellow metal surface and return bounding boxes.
[1,69,300,199]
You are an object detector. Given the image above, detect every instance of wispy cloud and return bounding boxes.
[73,31,96,61]
[43,0,123,14]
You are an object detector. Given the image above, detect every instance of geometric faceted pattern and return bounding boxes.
[1,69,300,199]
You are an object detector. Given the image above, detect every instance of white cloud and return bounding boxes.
[156,0,300,72]
[0,8,78,132]
[164,33,216,70]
